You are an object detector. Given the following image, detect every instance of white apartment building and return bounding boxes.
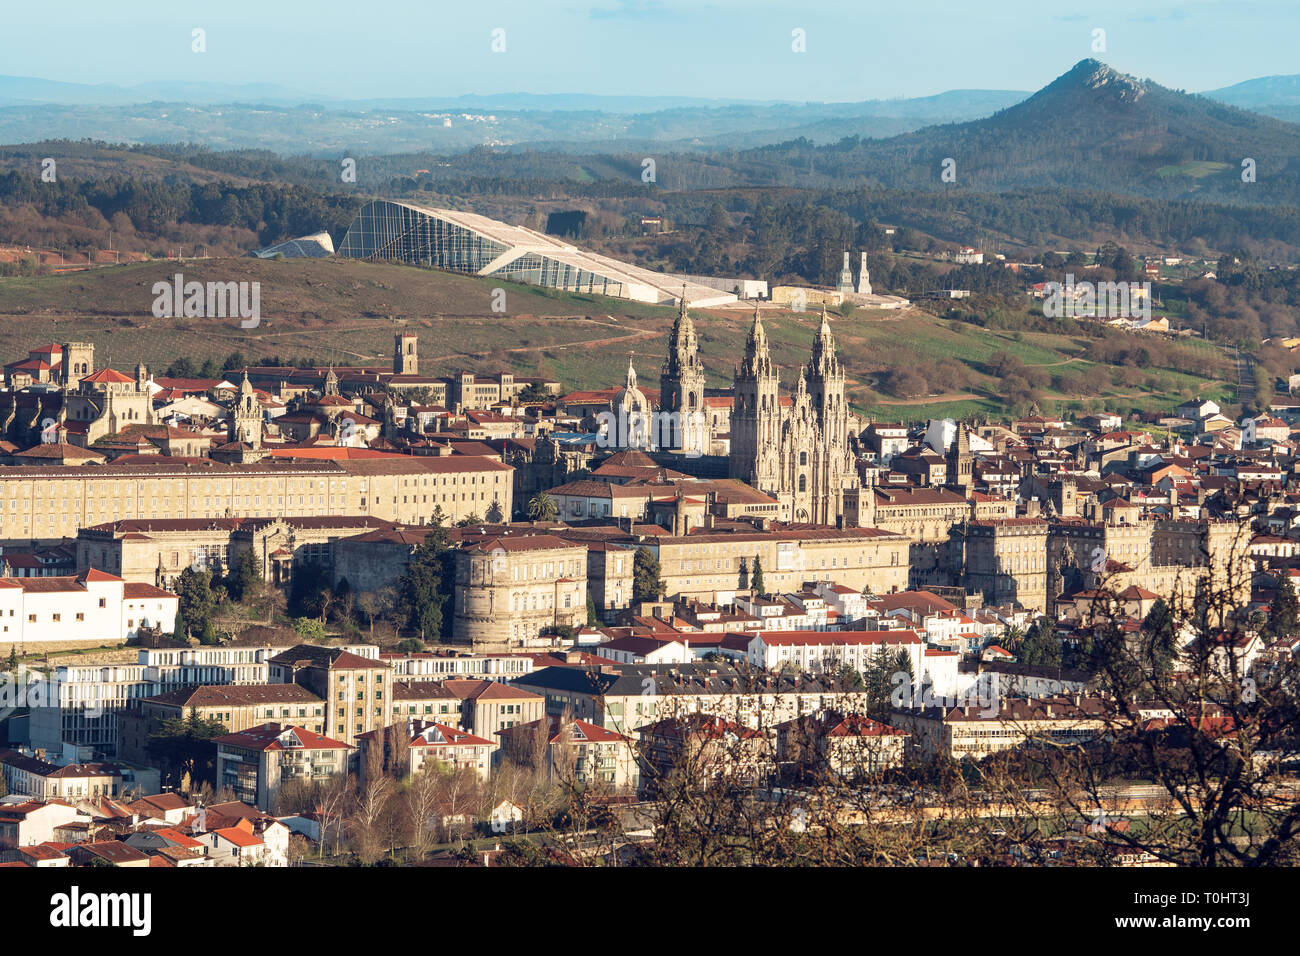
[0,569,177,644]
[747,629,924,679]
[28,645,280,755]
[379,651,534,682]
[811,582,870,625]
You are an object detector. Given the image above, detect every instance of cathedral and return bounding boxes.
[657,294,860,525]
[729,306,859,524]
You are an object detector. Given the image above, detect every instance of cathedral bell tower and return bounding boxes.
[729,306,781,489]
[659,287,706,455]
[231,372,263,448]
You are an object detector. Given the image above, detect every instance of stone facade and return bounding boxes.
[453,534,589,649]
[0,454,512,545]
[729,308,858,524]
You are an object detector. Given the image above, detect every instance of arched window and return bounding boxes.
[798,474,807,493]
[799,451,807,466]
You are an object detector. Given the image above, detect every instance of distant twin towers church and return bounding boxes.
[625,295,858,525]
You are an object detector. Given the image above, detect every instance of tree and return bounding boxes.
[5,646,17,675]
[1139,598,1178,678]
[396,522,456,642]
[404,763,442,859]
[1019,620,1062,668]
[174,567,215,641]
[527,491,558,522]
[632,546,664,602]
[289,561,332,621]
[352,757,394,865]
[358,588,395,639]
[388,725,411,782]
[1267,575,1300,640]
[293,617,327,643]
[751,554,765,595]
[146,710,227,791]
[586,591,598,626]
[332,577,358,630]
[227,549,263,603]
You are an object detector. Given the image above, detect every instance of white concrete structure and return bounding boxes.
[0,569,176,644]
[746,629,924,677]
[339,200,738,308]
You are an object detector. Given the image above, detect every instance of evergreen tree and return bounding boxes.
[1141,598,1179,679]
[633,546,664,602]
[228,549,263,602]
[174,566,215,640]
[289,561,332,620]
[1268,575,1300,640]
[751,554,765,595]
[397,518,457,642]
[146,709,227,790]
[1019,620,1062,668]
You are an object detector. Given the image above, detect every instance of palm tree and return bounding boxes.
[527,491,558,522]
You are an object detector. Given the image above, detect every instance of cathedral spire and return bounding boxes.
[739,305,777,383]
[663,284,698,378]
[810,304,838,374]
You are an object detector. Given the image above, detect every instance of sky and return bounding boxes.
[2,0,1297,103]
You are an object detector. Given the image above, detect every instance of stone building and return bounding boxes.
[729,307,858,524]
[452,533,589,649]
[847,484,971,583]
[214,723,352,811]
[76,515,406,588]
[118,684,327,765]
[267,644,391,749]
[632,524,909,603]
[63,361,156,447]
[956,517,1050,612]
[0,454,512,545]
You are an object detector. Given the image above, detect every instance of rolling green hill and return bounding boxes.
[0,257,1235,421]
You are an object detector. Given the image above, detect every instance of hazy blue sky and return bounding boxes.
[3,0,1297,101]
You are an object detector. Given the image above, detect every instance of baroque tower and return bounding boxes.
[659,288,706,455]
[231,372,263,448]
[730,306,782,489]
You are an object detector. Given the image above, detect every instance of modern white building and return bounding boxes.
[338,200,738,308]
[28,645,281,756]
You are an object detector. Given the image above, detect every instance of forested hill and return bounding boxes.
[621,60,1300,204]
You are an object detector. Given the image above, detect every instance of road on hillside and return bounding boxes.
[1236,349,1256,408]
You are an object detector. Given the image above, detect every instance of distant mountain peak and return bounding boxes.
[1033,59,1148,106]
